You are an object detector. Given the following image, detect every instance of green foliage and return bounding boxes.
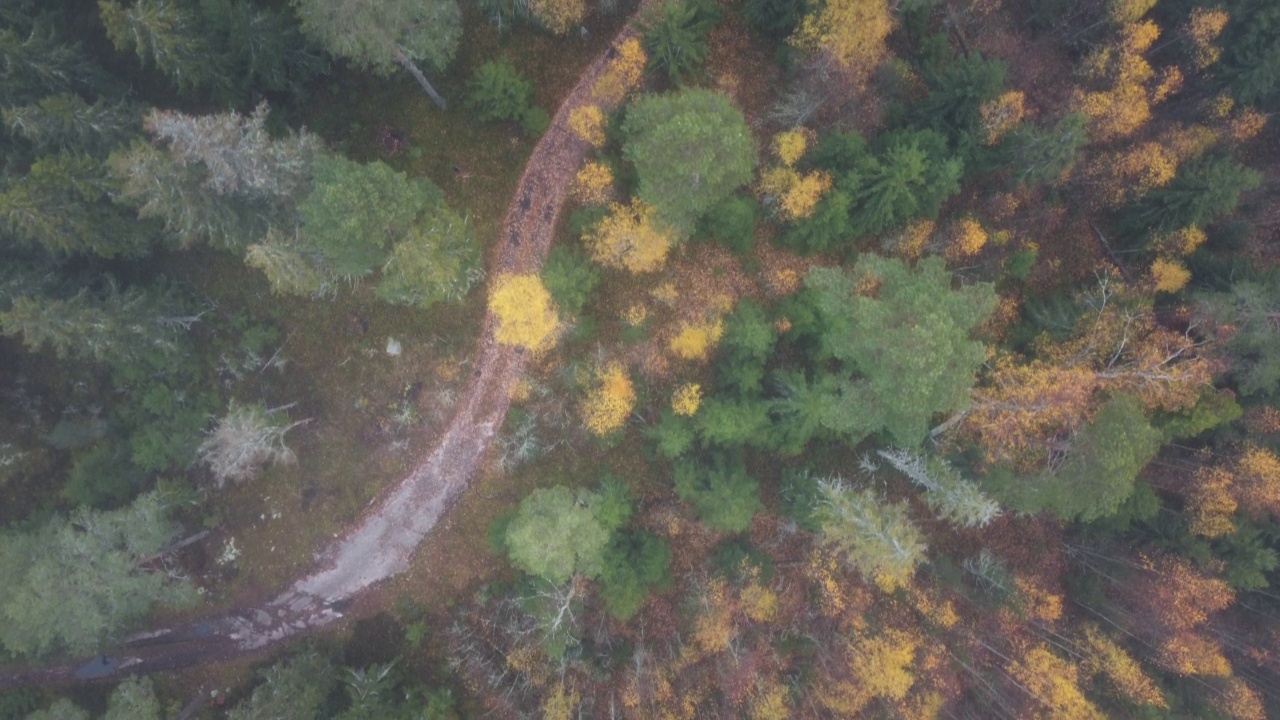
[716,300,777,395]
[639,0,721,85]
[779,467,822,531]
[0,18,105,108]
[23,700,88,720]
[711,537,774,582]
[103,676,162,720]
[1196,279,1280,397]
[912,52,1008,158]
[695,396,771,447]
[698,194,757,255]
[597,530,672,619]
[743,0,805,37]
[519,105,550,136]
[293,0,462,74]
[0,491,195,658]
[815,478,927,588]
[595,475,634,532]
[375,206,482,308]
[1155,389,1242,440]
[227,651,337,720]
[1216,1,1280,107]
[779,189,854,254]
[984,396,1162,522]
[649,410,696,459]
[1118,154,1261,241]
[63,442,141,509]
[541,245,600,317]
[1000,113,1088,188]
[99,0,215,91]
[3,94,138,154]
[466,60,535,123]
[802,256,995,446]
[505,486,612,583]
[622,88,756,234]
[673,452,762,532]
[300,154,444,276]
[841,129,964,238]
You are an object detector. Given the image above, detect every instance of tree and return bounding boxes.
[300,154,445,277]
[673,452,762,531]
[1006,645,1106,720]
[804,256,995,446]
[639,0,721,85]
[3,94,138,154]
[466,60,535,123]
[529,0,587,35]
[505,486,613,583]
[375,206,483,308]
[585,199,676,272]
[99,0,219,91]
[1118,154,1260,239]
[227,652,337,720]
[103,676,163,720]
[1196,279,1280,397]
[489,273,560,351]
[24,700,88,720]
[580,362,636,436]
[198,401,305,488]
[1000,112,1088,188]
[622,88,756,234]
[841,129,964,238]
[814,478,926,591]
[876,448,1001,528]
[0,491,196,657]
[541,245,599,317]
[597,529,672,619]
[789,0,892,78]
[292,0,461,109]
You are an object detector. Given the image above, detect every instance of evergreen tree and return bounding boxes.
[1196,279,1280,398]
[3,94,139,154]
[292,0,462,109]
[638,0,721,85]
[841,129,963,238]
[597,529,672,619]
[376,206,482,308]
[226,652,337,720]
[99,0,221,91]
[815,478,927,590]
[672,451,762,532]
[0,18,105,107]
[1118,154,1261,240]
[622,88,757,234]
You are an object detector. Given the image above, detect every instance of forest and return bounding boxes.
[1,0,1280,717]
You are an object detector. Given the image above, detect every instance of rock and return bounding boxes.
[386,337,402,356]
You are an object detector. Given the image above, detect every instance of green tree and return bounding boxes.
[466,60,534,123]
[300,154,445,277]
[375,206,483,308]
[103,676,162,720]
[99,0,219,91]
[802,255,995,446]
[673,451,762,532]
[292,0,461,109]
[24,700,88,720]
[815,478,926,589]
[911,51,1007,158]
[3,94,138,154]
[541,245,600,317]
[1000,113,1088,189]
[695,396,771,447]
[841,129,963,238]
[715,300,777,395]
[1196,279,1280,397]
[0,283,183,365]
[597,529,672,619]
[1118,154,1261,240]
[504,486,613,584]
[227,652,337,720]
[0,491,196,657]
[0,17,105,107]
[639,0,721,85]
[622,88,756,234]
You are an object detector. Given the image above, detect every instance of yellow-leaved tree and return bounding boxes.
[592,37,647,104]
[1008,645,1107,720]
[568,104,606,147]
[581,362,635,436]
[529,0,586,35]
[668,318,724,361]
[585,199,674,273]
[790,0,893,79]
[671,383,702,416]
[572,161,613,205]
[489,273,560,351]
[819,629,919,715]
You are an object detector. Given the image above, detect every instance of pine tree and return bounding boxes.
[0,283,183,365]
[99,0,223,91]
[814,478,926,591]
[4,94,138,154]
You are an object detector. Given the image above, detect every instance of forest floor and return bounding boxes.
[1,4,651,690]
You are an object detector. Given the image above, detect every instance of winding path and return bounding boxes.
[0,15,644,689]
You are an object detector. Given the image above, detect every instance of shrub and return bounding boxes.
[467,60,535,123]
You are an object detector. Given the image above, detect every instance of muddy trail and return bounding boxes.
[0,16,644,689]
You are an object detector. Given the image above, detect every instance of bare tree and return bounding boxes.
[198,401,308,487]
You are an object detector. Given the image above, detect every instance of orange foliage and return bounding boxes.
[889,220,935,260]
[945,217,989,261]
[1185,7,1230,69]
[1139,554,1234,633]
[967,359,1098,468]
[1217,678,1266,720]
[1187,465,1238,538]
[1158,632,1232,677]
[979,91,1026,145]
[1235,446,1280,518]
[581,362,636,436]
[586,199,674,273]
[1229,108,1268,142]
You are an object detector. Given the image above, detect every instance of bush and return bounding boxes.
[466,60,535,123]
[519,105,550,136]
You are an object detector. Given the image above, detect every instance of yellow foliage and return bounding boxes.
[692,579,736,655]
[740,583,778,622]
[1188,466,1237,538]
[1151,258,1191,293]
[592,37,646,104]
[1075,83,1151,140]
[1186,7,1229,69]
[668,318,724,361]
[1229,108,1268,142]
[586,199,674,273]
[758,166,797,198]
[1096,141,1178,206]
[772,128,811,166]
[1082,626,1168,708]
[805,547,847,616]
[1108,0,1155,24]
[1008,645,1106,720]
[790,0,893,76]
[1015,576,1063,623]
[1207,93,1235,119]
[490,274,560,352]
[572,161,614,205]
[1121,20,1161,56]
[780,171,833,221]
[509,377,533,403]
[651,281,679,306]
[623,303,648,327]
[671,383,702,416]
[1158,632,1231,676]
[945,217,988,260]
[542,682,581,720]
[1236,446,1280,518]
[1217,678,1266,720]
[1151,66,1184,104]
[749,682,790,720]
[1154,226,1207,256]
[979,91,1026,145]
[528,0,586,35]
[581,362,636,436]
[568,104,606,147]
[889,219,935,260]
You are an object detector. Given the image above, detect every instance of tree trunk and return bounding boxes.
[392,47,446,110]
